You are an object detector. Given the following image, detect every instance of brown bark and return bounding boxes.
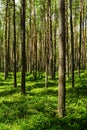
[13,0,17,87]
[48,0,53,79]
[33,0,37,80]
[58,0,66,117]
[21,0,26,94]
[53,0,57,79]
[4,0,9,80]
[65,0,69,77]
[70,0,74,87]
[78,0,82,76]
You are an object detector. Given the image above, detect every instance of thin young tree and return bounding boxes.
[58,0,66,117]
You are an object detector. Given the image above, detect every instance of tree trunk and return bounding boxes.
[21,0,26,94]
[4,0,8,80]
[53,0,57,79]
[13,0,17,87]
[78,0,82,76]
[66,0,69,77]
[8,4,11,72]
[70,0,74,87]
[48,0,53,79]
[34,2,37,80]
[58,0,66,117]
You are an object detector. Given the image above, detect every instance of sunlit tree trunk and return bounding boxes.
[58,0,66,117]
[53,0,57,79]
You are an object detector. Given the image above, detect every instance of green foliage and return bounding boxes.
[0,71,87,130]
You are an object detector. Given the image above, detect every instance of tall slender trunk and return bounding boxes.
[33,0,37,80]
[21,0,26,94]
[82,4,86,70]
[13,0,17,87]
[70,0,74,87]
[45,23,49,87]
[4,0,8,80]
[58,0,66,117]
[53,26,56,79]
[53,0,57,79]
[28,0,32,73]
[48,0,53,79]
[45,2,49,88]
[66,0,69,77]
[8,5,11,72]
[78,1,82,76]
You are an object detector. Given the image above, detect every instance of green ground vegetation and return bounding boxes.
[0,71,87,130]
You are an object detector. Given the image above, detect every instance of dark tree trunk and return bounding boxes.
[66,0,69,77]
[13,0,17,87]
[70,0,74,87]
[21,0,26,94]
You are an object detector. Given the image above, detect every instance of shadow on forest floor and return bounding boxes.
[67,72,87,98]
[0,89,17,97]
[0,72,87,130]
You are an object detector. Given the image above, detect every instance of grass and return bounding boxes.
[0,71,87,130]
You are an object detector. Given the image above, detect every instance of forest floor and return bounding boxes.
[0,71,87,130]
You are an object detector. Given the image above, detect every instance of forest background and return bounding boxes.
[0,0,87,129]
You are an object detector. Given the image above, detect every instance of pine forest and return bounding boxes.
[0,0,87,129]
